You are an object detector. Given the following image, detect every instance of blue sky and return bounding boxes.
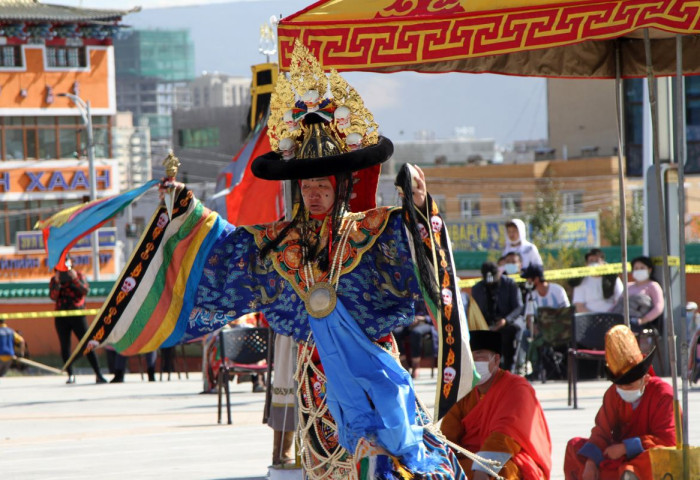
[51,0,548,147]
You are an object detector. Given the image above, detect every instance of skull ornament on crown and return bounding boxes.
[279,137,296,161]
[266,41,379,157]
[430,215,443,233]
[443,366,457,385]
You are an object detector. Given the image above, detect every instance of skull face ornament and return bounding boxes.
[443,366,456,385]
[430,215,443,233]
[121,277,136,293]
[157,212,169,229]
[283,109,299,132]
[279,137,296,160]
[417,223,429,240]
[302,89,320,111]
[334,106,351,130]
[441,288,453,306]
[346,132,363,151]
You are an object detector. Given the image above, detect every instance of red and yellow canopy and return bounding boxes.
[278,0,700,77]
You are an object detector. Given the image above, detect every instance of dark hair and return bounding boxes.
[585,248,605,262]
[521,264,545,281]
[505,221,517,229]
[504,251,522,261]
[481,261,499,279]
[631,255,653,270]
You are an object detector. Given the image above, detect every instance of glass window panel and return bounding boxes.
[59,129,78,159]
[67,48,79,67]
[38,129,57,159]
[6,117,23,126]
[5,129,24,159]
[6,202,27,246]
[37,116,55,126]
[92,116,108,125]
[25,129,37,159]
[24,117,37,126]
[92,128,109,158]
[57,48,67,66]
[59,116,78,126]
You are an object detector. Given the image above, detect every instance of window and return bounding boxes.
[624,79,644,177]
[0,46,21,67]
[177,127,220,149]
[432,195,447,214]
[458,195,481,218]
[46,46,86,68]
[501,194,522,215]
[562,191,583,214]
[0,116,111,161]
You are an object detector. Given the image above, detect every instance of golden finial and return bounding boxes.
[163,151,181,178]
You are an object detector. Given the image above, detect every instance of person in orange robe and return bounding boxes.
[441,330,552,479]
[564,325,676,480]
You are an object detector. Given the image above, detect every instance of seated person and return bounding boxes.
[573,248,623,313]
[441,330,552,480]
[611,255,664,334]
[0,319,25,377]
[471,261,523,371]
[564,325,676,480]
[392,302,436,379]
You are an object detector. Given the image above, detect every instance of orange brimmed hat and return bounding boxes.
[605,325,655,385]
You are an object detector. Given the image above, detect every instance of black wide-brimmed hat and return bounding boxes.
[469,330,502,355]
[252,134,393,181]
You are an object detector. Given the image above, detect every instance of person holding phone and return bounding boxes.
[49,255,106,384]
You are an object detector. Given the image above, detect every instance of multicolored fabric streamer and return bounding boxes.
[35,179,160,271]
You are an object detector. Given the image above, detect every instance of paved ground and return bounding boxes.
[1,370,698,480]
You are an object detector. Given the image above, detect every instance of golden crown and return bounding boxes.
[267,41,379,159]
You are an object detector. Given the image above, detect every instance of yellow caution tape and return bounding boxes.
[458,260,692,289]
[0,309,100,320]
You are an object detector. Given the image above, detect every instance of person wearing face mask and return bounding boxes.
[564,325,675,480]
[471,261,523,371]
[502,219,543,269]
[611,256,664,334]
[573,249,623,313]
[441,330,552,480]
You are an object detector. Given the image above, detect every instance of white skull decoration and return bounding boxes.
[334,106,351,130]
[313,381,322,396]
[121,277,136,293]
[157,212,169,229]
[283,109,299,132]
[430,215,443,233]
[441,288,453,306]
[346,132,363,151]
[302,89,320,111]
[443,366,456,385]
[417,223,429,240]
[279,137,296,161]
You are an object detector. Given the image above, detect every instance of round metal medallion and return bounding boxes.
[306,282,337,318]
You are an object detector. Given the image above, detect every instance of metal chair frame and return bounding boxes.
[568,312,625,409]
[216,327,270,424]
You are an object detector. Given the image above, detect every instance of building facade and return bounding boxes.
[114,29,195,145]
[0,1,134,283]
[189,72,250,109]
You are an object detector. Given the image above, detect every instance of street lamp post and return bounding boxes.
[59,93,100,281]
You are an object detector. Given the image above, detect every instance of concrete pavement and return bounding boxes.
[1,371,698,479]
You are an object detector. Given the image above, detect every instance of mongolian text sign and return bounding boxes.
[447,213,599,252]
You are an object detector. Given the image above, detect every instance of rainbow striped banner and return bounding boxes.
[65,187,226,369]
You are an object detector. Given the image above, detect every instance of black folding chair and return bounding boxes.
[531,306,575,382]
[568,312,624,409]
[217,327,270,424]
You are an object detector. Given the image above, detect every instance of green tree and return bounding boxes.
[527,179,564,249]
[600,204,644,246]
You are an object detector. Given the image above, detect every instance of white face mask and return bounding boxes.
[632,269,650,282]
[616,385,645,403]
[475,361,493,385]
[504,263,519,275]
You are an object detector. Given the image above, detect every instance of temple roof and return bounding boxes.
[0,0,139,22]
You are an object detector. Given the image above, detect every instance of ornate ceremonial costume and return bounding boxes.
[75,43,475,479]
